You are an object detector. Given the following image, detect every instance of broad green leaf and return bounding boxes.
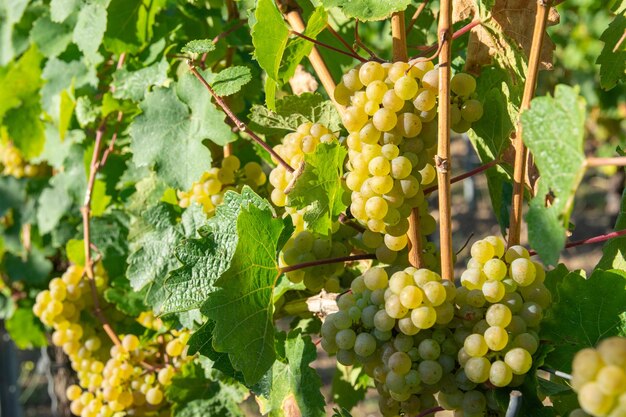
[249,93,342,136]
[166,361,220,404]
[91,179,111,216]
[35,126,85,169]
[59,88,75,141]
[251,0,289,81]
[202,204,287,385]
[87,211,130,279]
[65,239,85,266]
[104,276,147,316]
[541,269,626,372]
[37,173,74,234]
[0,45,43,123]
[129,72,231,189]
[6,307,47,349]
[50,0,79,23]
[288,142,347,236]
[331,364,368,411]
[175,398,244,417]
[597,188,626,270]
[75,96,99,127]
[41,57,98,117]
[30,14,72,57]
[0,0,30,65]
[73,2,107,62]
[112,59,169,102]
[255,332,325,417]
[187,320,242,381]
[103,0,165,54]
[211,66,252,97]
[4,248,53,286]
[182,39,216,55]
[0,176,26,217]
[4,96,46,159]
[597,14,626,90]
[523,85,586,265]
[320,0,411,21]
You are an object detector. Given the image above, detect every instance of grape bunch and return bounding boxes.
[178,154,266,216]
[570,337,626,417]
[1,141,46,177]
[449,72,484,133]
[320,266,457,415]
[335,61,481,264]
[279,224,357,292]
[454,236,549,390]
[33,265,192,417]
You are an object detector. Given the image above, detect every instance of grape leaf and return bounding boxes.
[175,398,244,417]
[522,85,586,265]
[331,364,368,411]
[541,268,626,372]
[65,239,85,266]
[166,361,221,404]
[30,14,72,57]
[5,308,47,349]
[187,320,243,381]
[597,14,626,90]
[36,172,74,234]
[129,72,231,189]
[248,93,342,136]
[103,0,165,54]
[321,0,411,21]
[4,248,53,286]
[251,0,289,86]
[72,2,107,62]
[182,39,216,54]
[201,204,287,385]
[4,96,46,159]
[41,57,98,117]
[288,142,347,236]
[0,176,26,217]
[50,0,79,23]
[211,66,252,97]
[0,0,30,65]
[88,211,130,279]
[112,59,169,102]
[453,0,560,74]
[255,331,325,417]
[597,188,626,270]
[104,276,147,316]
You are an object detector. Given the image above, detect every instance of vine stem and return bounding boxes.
[585,156,626,167]
[279,254,376,274]
[409,19,481,55]
[415,406,444,417]
[355,20,382,61]
[392,11,424,269]
[325,24,358,56]
[290,30,367,62]
[505,391,523,417]
[508,0,551,247]
[528,228,626,256]
[436,0,454,281]
[424,159,500,194]
[187,63,294,173]
[280,1,342,107]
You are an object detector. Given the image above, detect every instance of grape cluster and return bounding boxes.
[454,236,549,391]
[0,141,45,177]
[320,266,457,415]
[449,73,484,134]
[571,337,626,417]
[335,61,481,264]
[33,265,191,417]
[178,155,266,216]
[279,224,357,292]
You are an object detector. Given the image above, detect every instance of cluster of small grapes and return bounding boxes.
[0,141,46,177]
[570,337,626,417]
[320,266,458,415]
[178,155,266,216]
[33,265,191,417]
[449,73,484,133]
[279,224,357,292]
[269,122,339,231]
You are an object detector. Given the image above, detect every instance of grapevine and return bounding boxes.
[0,1,624,417]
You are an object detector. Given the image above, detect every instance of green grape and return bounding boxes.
[505,245,530,263]
[483,326,508,351]
[365,196,388,220]
[513,333,539,355]
[596,365,626,396]
[520,301,543,327]
[394,75,419,100]
[342,68,363,91]
[461,268,486,290]
[418,360,443,385]
[422,69,439,90]
[384,234,408,251]
[597,337,626,367]
[393,334,414,352]
[507,315,528,335]
[343,106,368,132]
[489,360,513,387]
[464,356,491,383]
[373,108,398,132]
[578,382,615,416]
[385,294,409,319]
[486,304,512,327]
[452,119,472,133]
[482,280,505,303]
[509,258,536,286]
[389,351,412,375]
[396,113,422,138]
[335,328,357,350]
[337,349,356,366]
[422,281,446,306]
[382,90,405,112]
[411,306,437,329]
[461,99,484,122]
[364,267,389,290]
[466,289,486,308]
[374,310,396,332]
[504,348,532,375]
[470,240,495,263]
[413,88,437,112]
[333,310,352,330]
[400,285,423,309]
[368,156,390,176]
[418,339,441,360]
[483,258,508,281]
[450,73,477,97]
[502,292,524,314]
[462,390,486,416]
[464,334,488,357]
[354,332,377,357]
[359,61,385,85]
[390,156,413,179]
[438,390,464,410]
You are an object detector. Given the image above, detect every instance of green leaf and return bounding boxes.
[251,0,289,82]
[129,72,231,189]
[211,66,252,97]
[249,93,342,136]
[522,85,587,265]
[0,0,30,65]
[187,320,242,380]
[597,14,626,90]
[112,59,169,102]
[255,332,325,417]
[73,2,107,62]
[104,276,147,316]
[182,39,216,54]
[41,57,98,117]
[91,179,111,216]
[88,211,130,279]
[166,361,220,404]
[66,239,85,266]
[30,14,72,57]
[0,176,26,217]
[4,96,46,159]
[103,0,165,54]
[541,269,626,372]
[5,307,47,349]
[59,88,75,141]
[51,0,79,23]
[4,249,53,286]
[597,184,626,270]
[288,142,347,236]
[331,365,368,411]
[37,174,74,234]
[320,0,411,21]
[201,204,286,385]
[175,398,244,417]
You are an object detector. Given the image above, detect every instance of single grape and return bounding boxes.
[504,348,532,375]
[489,360,513,387]
[464,356,491,383]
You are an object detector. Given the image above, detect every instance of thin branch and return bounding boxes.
[505,391,523,417]
[509,0,551,247]
[354,20,382,61]
[415,406,444,417]
[456,232,474,255]
[406,1,429,35]
[585,156,626,167]
[613,29,626,52]
[424,159,501,194]
[338,213,366,232]
[325,24,358,55]
[187,63,295,173]
[98,110,123,169]
[290,29,367,62]
[529,229,626,256]
[409,19,481,55]
[279,254,376,274]
[436,0,454,281]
